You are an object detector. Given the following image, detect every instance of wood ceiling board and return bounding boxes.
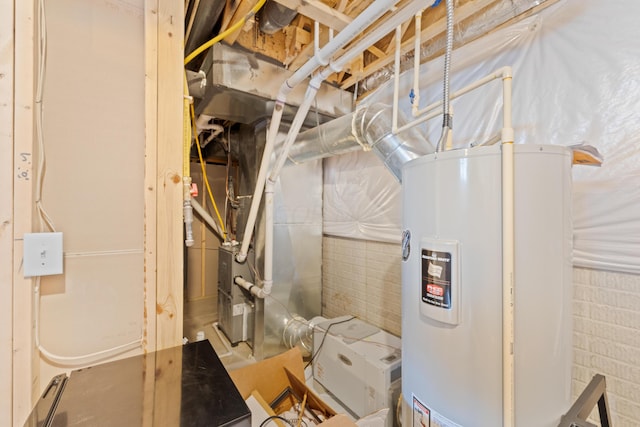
[339,0,497,89]
[220,0,259,45]
[272,0,353,31]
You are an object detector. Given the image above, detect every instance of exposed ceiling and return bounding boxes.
[185,0,559,100]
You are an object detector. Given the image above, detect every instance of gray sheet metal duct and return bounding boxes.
[194,43,352,125]
[185,0,226,70]
[288,103,433,182]
[259,1,298,34]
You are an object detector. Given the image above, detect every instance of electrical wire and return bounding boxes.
[259,415,294,427]
[184,0,268,66]
[304,316,356,369]
[34,279,142,365]
[190,103,227,239]
[35,0,55,233]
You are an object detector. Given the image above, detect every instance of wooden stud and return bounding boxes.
[144,0,159,357]
[13,0,38,423]
[0,1,14,425]
[155,0,184,350]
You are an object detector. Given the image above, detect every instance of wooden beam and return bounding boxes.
[155,0,184,350]
[340,0,497,89]
[0,1,14,425]
[367,45,386,58]
[221,0,259,45]
[144,0,159,357]
[219,0,244,34]
[384,20,411,54]
[13,0,38,423]
[272,0,352,31]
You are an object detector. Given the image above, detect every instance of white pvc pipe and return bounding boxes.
[268,84,321,186]
[258,0,437,295]
[412,11,422,117]
[236,0,405,263]
[263,180,275,296]
[191,197,225,241]
[236,104,284,262]
[392,25,401,133]
[314,21,320,57]
[501,70,515,427]
[396,67,513,135]
[287,0,401,86]
[235,276,265,298]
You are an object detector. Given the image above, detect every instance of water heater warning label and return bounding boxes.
[422,249,452,309]
[412,395,462,427]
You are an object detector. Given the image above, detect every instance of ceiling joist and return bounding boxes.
[272,0,352,31]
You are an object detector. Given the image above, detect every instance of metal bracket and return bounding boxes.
[558,374,612,427]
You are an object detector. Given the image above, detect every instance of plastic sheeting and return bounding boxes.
[323,0,640,274]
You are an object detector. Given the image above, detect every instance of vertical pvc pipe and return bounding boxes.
[501,68,515,427]
[236,101,284,262]
[236,0,413,262]
[263,181,275,295]
[314,21,320,56]
[392,25,401,133]
[412,11,422,117]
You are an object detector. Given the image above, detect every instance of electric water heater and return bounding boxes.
[401,144,573,427]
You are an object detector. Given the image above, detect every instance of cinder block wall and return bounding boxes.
[322,236,401,336]
[322,235,640,426]
[573,268,640,426]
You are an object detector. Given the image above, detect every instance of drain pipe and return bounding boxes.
[191,198,225,242]
[235,0,405,264]
[501,68,515,427]
[411,10,422,117]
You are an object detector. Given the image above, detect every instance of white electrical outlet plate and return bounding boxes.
[23,232,64,277]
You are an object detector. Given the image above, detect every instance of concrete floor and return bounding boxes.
[183,295,356,420]
[183,296,255,370]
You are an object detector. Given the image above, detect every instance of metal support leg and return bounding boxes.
[558,374,612,427]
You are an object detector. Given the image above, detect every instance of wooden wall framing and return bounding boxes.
[0,1,16,425]
[145,0,185,352]
[1,1,184,424]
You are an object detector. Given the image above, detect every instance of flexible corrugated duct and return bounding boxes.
[288,103,433,182]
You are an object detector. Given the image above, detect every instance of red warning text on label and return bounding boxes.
[427,284,444,297]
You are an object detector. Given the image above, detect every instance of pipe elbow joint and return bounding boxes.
[265,177,276,193]
[235,253,247,263]
[501,66,513,79]
[262,280,273,296]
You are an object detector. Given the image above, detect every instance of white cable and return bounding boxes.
[33,6,141,364]
[35,0,55,232]
[34,280,142,365]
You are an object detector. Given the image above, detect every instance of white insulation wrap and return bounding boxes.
[323,0,640,274]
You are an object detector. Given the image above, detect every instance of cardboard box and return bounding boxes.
[229,347,357,426]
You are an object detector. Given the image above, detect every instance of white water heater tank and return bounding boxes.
[401,144,572,427]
